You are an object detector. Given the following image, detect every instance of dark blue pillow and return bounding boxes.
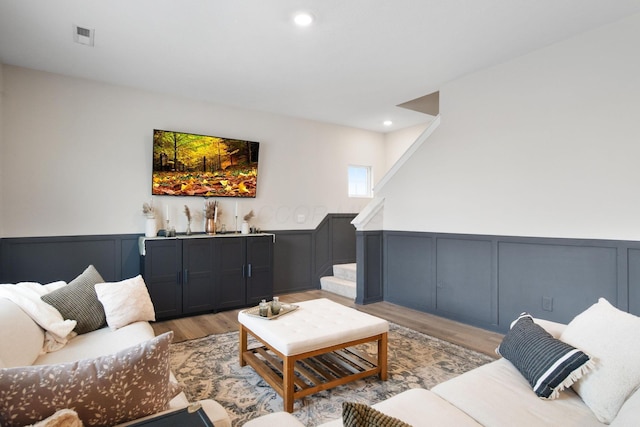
[497,313,594,399]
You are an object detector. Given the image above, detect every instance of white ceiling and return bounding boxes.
[1,0,640,133]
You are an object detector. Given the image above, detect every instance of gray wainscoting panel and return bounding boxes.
[498,241,618,326]
[314,217,331,278]
[627,248,640,316]
[384,232,434,311]
[332,215,358,264]
[356,231,383,304]
[273,231,313,294]
[121,236,143,279]
[436,237,495,327]
[367,231,640,333]
[312,214,357,286]
[0,235,140,283]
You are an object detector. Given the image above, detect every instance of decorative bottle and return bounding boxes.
[271,296,281,315]
[259,299,269,317]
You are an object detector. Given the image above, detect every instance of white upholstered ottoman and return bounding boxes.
[238,298,389,412]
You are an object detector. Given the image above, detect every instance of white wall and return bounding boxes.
[379,13,640,241]
[0,66,386,237]
[383,122,429,170]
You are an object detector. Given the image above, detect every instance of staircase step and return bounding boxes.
[333,263,357,282]
[320,276,357,299]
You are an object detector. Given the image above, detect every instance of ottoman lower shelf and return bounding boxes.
[239,325,388,412]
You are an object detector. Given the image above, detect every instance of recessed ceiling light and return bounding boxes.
[383,120,393,126]
[293,12,314,27]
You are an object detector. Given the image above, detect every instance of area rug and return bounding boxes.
[170,323,494,426]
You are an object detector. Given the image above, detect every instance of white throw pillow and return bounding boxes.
[94,275,156,330]
[560,298,640,424]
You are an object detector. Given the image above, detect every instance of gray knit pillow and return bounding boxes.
[41,265,107,334]
[342,402,411,427]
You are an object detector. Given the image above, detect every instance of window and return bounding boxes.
[348,165,373,198]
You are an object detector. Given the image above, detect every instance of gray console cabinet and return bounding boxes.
[140,234,274,319]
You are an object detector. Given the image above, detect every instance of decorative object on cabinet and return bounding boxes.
[143,202,157,237]
[242,210,254,234]
[184,205,192,235]
[204,200,218,235]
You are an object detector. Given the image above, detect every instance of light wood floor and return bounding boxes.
[151,290,504,358]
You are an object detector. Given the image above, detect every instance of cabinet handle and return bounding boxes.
[247,263,252,278]
[184,269,189,284]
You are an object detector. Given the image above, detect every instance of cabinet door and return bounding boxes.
[214,237,247,310]
[246,235,274,305]
[182,238,215,314]
[142,240,182,319]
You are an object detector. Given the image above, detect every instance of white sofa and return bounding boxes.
[0,297,231,427]
[246,307,640,427]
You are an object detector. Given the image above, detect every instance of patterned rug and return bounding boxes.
[170,323,494,426]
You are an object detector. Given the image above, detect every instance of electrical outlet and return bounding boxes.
[542,296,553,312]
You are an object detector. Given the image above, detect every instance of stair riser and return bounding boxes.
[320,276,357,299]
[333,264,357,282]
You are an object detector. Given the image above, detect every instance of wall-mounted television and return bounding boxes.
[152,129,259,198]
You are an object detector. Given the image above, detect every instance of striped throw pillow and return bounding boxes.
[497,313,594,399]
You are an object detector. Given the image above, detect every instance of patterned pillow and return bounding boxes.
[41,265,106,334]
[497,313,594,399]
[0,332,175,427]
[342,402,411,427]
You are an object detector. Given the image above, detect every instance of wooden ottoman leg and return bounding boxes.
[378,332,388,381]
[239,324,248,367]
[283,356,295,413]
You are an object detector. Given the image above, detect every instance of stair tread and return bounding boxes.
[320,276,356,286]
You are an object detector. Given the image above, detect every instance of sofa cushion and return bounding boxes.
[342,402,411,427]
[34,320,155,365]
[41,265,106,334]
[432,358,605,427]
[560,298,640,424]
[95,275,155,330]
[497,313,593,399]
[0,332,176,427]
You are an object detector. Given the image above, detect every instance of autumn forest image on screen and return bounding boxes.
[152,130,259,197]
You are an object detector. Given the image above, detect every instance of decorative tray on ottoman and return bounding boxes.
[241,303,299,320]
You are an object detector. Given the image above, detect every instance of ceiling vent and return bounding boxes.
[73,24,95,46]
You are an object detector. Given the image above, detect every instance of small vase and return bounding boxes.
[241,221,250,234]
[259,299,269,317]
[271,297,281,315]
[205,218,216,235]
[145,217,157,237]
[186,221,192,236]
